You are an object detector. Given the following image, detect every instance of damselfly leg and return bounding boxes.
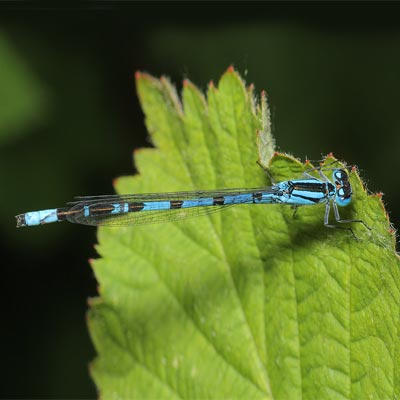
[324,201,371,240]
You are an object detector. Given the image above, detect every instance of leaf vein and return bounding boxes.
[129,242,266,396]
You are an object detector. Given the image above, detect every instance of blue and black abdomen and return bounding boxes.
[15,177,337,228]
[66,194,260,225]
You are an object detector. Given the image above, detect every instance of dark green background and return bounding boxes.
[2,3,400,398]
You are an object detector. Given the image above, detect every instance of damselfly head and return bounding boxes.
[333,168,352,206]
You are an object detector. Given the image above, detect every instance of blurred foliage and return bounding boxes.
[0,32,46,144]
[2,4,400,399]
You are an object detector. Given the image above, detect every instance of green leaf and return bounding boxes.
[88,68,400,399]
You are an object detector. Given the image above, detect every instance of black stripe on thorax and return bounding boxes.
[291,181,326,192]
[290,193,322,203]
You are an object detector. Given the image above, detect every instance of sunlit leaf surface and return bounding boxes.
[88,68,400,399]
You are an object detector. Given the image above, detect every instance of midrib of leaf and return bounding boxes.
[125,232,266,396]
[183,77,272,395]
[135,70,271,395]
[183,74,271,395]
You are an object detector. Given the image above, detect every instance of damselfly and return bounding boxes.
[15,165,369,237]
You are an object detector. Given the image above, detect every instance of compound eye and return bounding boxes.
[333,169,353,206]
[336,187,352,206]
[334,169,347,182]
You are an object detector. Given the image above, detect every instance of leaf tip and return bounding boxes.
[226,65,235,73]
[208,80,215,88]
[326,151,335,159]
[134,71,157,88]
[135,70,154,82]
[183,78,190,87]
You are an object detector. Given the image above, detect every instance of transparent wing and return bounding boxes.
[68,186,273,205]
[65,186,276,227]
[67,203,236,226]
